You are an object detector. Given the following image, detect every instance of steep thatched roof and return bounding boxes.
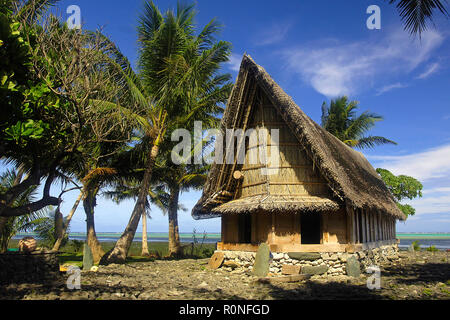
[192,54,405,220]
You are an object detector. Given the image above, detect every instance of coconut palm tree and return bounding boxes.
[98,1,231,264]
[157,161,208,256]
[387,0,449,37]
[104,180,169,256]
[321,96,397,149]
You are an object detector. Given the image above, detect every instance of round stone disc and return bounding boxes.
[208,251,225,269]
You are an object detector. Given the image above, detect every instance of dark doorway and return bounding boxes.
[238,214,252,243]
[301,213,321,244]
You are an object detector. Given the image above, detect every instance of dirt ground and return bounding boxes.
[1,250,449,300]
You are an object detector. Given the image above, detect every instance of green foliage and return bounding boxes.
[387,0,449,37]
[426,245,439,252]
[376,168,423,218]
[34,210,69,248]
[187,229,214,258]
[412,240,421,251]
[321,96,397,149]
[70,239,84,253]
[0,168,49,252]
[0,8,64,154]
[376,168,423,201]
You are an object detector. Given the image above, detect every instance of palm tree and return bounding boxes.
[387,0,449,37]
[157,162,208,256]
[51,190,83,251]
[99,1,231,264]
[321,96,397,149]
[104,181,169,257]
[0,169,49,252]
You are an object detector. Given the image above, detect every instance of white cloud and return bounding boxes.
[376,82,408,95]
[255,22,292,46]
[408,193,450,216]
[416,62,440,79]
[281,29,444,97]
[367,145,450,218]
[226,53,243,72]
[367,144,450,181]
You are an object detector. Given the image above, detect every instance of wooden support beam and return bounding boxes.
[374,213,378,241]
[322,214,329,244]
[346,206,355,244]
[361,210,367,243]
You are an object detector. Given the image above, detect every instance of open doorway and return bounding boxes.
[238,214,252,243]
[301,213,321,244]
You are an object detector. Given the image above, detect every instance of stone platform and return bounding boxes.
[217,244,399,276]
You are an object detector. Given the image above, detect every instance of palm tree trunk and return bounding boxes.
[0,217,8,237]
[52,191,83,252]
[101,142,160,264]
[83,188,104,264]
[0,217,13,253]
[168,185,181,257]
[141,212,150,256]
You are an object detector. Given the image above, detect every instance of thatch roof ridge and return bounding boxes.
[192,54,405,220]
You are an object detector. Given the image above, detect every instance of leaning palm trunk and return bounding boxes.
[0,217,13,253]
[101,142,160,264]
[83,189,104,264]
[168,185,181,257]
[0,217,8,237]
[141,212,150,256]
[52,191,83,252]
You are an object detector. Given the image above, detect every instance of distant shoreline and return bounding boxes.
[10,232,450,249]
[14,232,450,239]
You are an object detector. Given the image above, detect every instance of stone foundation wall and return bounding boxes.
[0,250,60,284]
[218,244,399,277]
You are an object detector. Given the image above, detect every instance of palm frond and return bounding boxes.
[388,0,449,36]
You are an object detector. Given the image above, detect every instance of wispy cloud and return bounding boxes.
[255,22,293,46]
[226,53,243,72]
[367,143,450,181]
[416,62,440,79]
[368,145,450,218]
[408,193,450,216]
[281,29,444,97]
[376,82,408,95]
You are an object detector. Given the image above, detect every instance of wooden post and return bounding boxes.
[270,212,275,245]
[221,215,226,243]
[370,211,375,242]
[361,210,367,243]
[355,210,360,243]
[346,206,355,244]
[375,213,379,241]
[322,213,329,244]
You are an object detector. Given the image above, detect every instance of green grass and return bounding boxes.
[8,239,216,265]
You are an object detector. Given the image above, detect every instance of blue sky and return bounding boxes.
[4,0,450,233]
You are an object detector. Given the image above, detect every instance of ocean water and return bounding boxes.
[13,232,221,244]
[13,232,450,249]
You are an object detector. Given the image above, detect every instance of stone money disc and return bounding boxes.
[208,251,224,269]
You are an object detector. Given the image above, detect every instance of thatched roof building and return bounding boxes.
[192,55,404,253]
